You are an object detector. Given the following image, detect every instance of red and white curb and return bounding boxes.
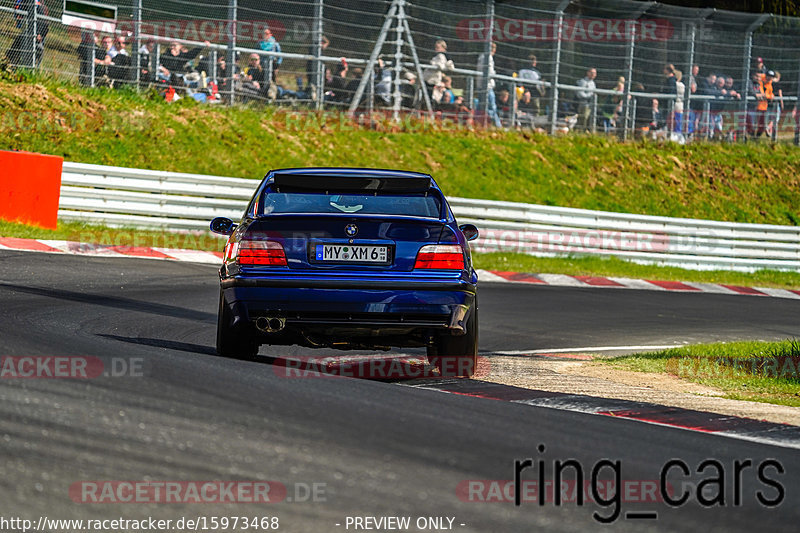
[0,237,223,264]
[1,237,798,300]
[406,379,800,450]
[476,269,800,300]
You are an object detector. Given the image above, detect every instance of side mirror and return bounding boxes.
[459,224,479,242]
[210,217,237,236]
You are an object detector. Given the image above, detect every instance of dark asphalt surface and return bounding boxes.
[0,250,799,532]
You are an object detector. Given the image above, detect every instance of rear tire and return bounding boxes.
[216,291,259,360]
[428,304,478,378]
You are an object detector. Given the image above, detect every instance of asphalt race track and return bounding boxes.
[1,250,799,532]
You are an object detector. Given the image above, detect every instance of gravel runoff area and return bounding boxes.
[482,353,800,426]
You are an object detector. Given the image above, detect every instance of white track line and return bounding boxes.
[493,345,686,355]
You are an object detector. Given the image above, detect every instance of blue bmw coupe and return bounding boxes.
[210,168,479,377]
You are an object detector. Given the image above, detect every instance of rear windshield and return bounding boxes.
[257,192,442,218]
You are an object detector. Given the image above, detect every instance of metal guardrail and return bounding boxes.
[59,162,800,272]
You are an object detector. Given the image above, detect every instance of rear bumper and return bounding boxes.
[221,273,476,334]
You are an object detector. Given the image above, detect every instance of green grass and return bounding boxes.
[0,219,225,252]
[3,219,800,289]
[474,252,800,289]
[604,340,800,407]
[1,74,800,226]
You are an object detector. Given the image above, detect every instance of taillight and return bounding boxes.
[414,244,465,270]
[236,240,287,266]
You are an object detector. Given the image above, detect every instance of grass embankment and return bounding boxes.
[1,74,800,225]
[3,219,800,289]
[604,340,800,407]
[1,75,799,287]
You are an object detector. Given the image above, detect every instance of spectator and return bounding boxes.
[4,2,48,68]
[723,76,740,100]
[305,34,329,90]
[345,67,366,107]
[241,52,268,101]
[518,54,545,116]
[659,64,677,117]
[754,56,767,76]
[477,42,501,127]
[709,75,729,138]
[213,53,240,94]
[86,35,113,85]
[138,40,156,84]
[721,75,741,141]
[108,35,127,60]
[327,59,349,103]
[517,90,539,129]
[747,70,773,139]
[160,40,211,86]
[687,64,701,136]
[374,57,392,106]
[601,76,625,132]
[431,79,447,108]
[496,89,513,127]
[646,99,666,139]
[425,39,454,88]
[400,71,418,109]
[434,75,463,121]
[258,27,282,81]
[440,76,456,106]
[78,32,95,86]
[768,71,784,140]
[575,67,597,132]
[108,35,132,86]
[697,72,717,137]
[673,70,685,134]
[761,70,775,138]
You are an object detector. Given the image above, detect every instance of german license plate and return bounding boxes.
[315,244,388,263]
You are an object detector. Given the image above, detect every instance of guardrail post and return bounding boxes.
[368,69,375,121]
[227,0,237,105]
[510,81,517,129]
[133,0,142,88]
[549,2,569,136]
[211,49,218,86]
[683,10,712,138]
[621,3,652,141]
[392,2,404,121]
[313,0,324,110]
[481,0,495,125]
[684,24,696,138]
[621,28,635,141]
[741,14,769,142]
[31,0,37,68]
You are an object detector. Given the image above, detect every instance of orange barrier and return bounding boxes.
[0,150,64,230]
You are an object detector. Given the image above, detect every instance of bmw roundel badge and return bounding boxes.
[345,224,358,237]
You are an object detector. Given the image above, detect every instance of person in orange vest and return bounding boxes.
[748,70,774,139]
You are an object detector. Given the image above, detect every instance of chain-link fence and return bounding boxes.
[2,0,799,142]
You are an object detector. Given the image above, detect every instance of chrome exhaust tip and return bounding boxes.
[255,316,286,333]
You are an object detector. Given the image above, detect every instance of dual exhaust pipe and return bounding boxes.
[254,316,286,333]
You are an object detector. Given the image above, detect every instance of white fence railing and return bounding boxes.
[58,162,800,272]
